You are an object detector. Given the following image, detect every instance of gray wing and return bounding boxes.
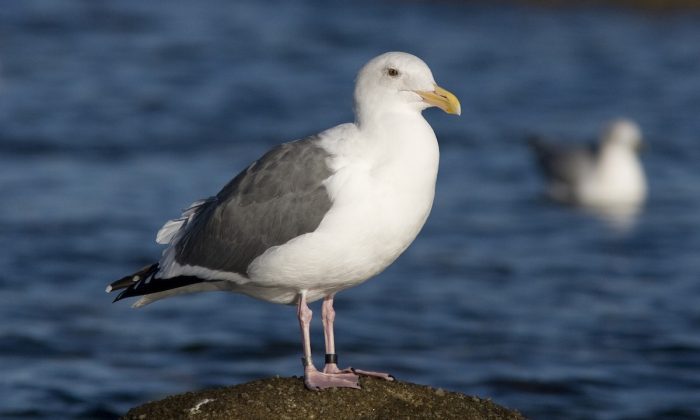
[528,136,598,184]
[165,136,333,276]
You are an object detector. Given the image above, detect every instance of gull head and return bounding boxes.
[354,52,461,124]
[602,118,643,152]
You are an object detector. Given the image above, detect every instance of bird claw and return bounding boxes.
[350,368,395,381]
[323,363,394,381]
[304,365,360,390]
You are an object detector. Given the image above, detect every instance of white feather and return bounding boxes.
[155,199,212,245]
[155,219,185,244]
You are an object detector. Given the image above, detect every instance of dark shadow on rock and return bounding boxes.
[122,376,526,420]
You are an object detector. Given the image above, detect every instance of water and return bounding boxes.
[1,1,700,418]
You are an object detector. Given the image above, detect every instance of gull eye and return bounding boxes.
[387,67,400,77]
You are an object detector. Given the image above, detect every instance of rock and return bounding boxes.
[122,376,525,420]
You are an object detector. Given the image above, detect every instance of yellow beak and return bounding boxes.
[416,85,461,115]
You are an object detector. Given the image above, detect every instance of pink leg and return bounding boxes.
[297,292,359,390]
[321,295,394,381]
[321,295,339,374]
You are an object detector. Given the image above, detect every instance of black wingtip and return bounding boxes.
[107,263,159,302]
[111,272,209,303]
[112,287,128,303]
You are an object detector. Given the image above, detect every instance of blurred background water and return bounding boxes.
[1,0,700,419]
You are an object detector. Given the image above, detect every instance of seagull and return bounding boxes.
[107,52,460,390]
[529,118,647,210]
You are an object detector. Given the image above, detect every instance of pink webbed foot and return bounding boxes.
[323,362,395,382]
[304,365,360,390]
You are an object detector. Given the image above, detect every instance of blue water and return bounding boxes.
[2,1,700,419]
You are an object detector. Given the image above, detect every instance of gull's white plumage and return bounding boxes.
[576,120,646,208]
[531,118,647,210]
[108,52,460,390]
[249,116,439,302]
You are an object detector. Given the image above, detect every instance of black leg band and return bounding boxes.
[325,353,338,364]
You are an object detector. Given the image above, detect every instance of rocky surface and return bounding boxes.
[122,376,526,420]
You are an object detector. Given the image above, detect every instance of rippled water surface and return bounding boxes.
[2,1,700,419]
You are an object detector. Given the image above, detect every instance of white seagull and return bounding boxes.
[107,52,461,390]
[529,118,647,210]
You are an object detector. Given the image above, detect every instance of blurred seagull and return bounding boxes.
[529,118,647,210]
[106,52,460,390]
